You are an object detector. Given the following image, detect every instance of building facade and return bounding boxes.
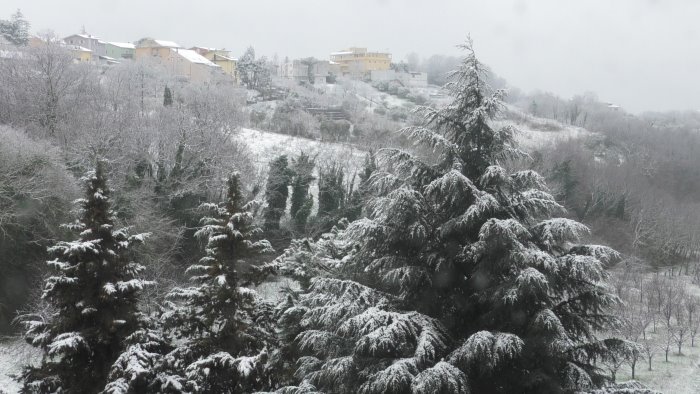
[105,42,135,59]
[280,58,330,84]
[191,47,238,83]
[63,33,105,59]
[370,69,428,88]
[66,45,93,62]
[330,47,391,78]
[134,38,181,60]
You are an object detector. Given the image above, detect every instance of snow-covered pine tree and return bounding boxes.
[20,160,151,393]
[0,9,30,46]
[274,38,628,394]
[161,173,278,393]
[103,324,173,394]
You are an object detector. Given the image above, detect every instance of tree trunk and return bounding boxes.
[648,355,653,371]
[665,349,669,362]
[631,361,636,379]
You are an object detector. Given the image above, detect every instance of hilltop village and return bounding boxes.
[13,30,428,87]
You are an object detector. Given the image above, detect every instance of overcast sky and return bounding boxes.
[2,0,698,113]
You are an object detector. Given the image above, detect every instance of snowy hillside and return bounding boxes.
[236,128,368,216]
[497,106,594,152]
[237,128,367,173]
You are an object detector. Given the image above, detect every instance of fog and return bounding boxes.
[2,0,699,112]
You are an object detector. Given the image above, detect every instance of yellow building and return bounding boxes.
[134,38,181,60]
[28,35,45,48]
[191,47,238,83]
[66,45,93,63]
[330,47,391,78]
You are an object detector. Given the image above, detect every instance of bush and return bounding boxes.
[390,108,408,122]
[412,94,428,105]
[397,87,410,98]
[250,110,267,127]
[374,81,389,92]
[320,119,352,142]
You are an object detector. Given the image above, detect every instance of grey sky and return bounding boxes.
[3,0,699,113]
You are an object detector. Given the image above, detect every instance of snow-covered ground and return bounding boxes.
[237,128,366,171]
[0,337,39,394]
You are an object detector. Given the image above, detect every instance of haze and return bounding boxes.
[2,0,698,113]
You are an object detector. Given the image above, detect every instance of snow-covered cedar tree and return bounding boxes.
[19,160,152,393]
[161,173,279,393]
[273,38,630,394]
[264,155,293,231]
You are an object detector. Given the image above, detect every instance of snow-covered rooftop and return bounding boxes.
[330,51,354,56]
[107,41,135,49]
[191,46,219,51]
[213,53,236,61]
[173,48,219,67]
[65,33,100,40]
[154,40,180,48]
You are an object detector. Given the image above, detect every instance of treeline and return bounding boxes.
[513,90,700,272]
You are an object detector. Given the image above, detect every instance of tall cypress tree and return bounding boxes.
[163,86,173,107]
[263,155,293,231]
[344,150,377,222]
[20,160,151,393]
[275,39,629,394]
[290,152,315,233]
[161,173,278,393]
[317,163,344,217]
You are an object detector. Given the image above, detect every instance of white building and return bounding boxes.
[370,69,428,88]
[280,58,330,84]
[63,33,105,59]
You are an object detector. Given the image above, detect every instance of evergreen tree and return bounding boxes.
[274,39,628,393]
[290,152,315,233]
[163,86,173,107]
[20,160,151,393]
[264,155,293,231]
[317,163,345,217]
[103,324,173,393]
[160,173,278,393]
[551,159,578,201]
[344,150,378,221]
[0,9,30,46]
